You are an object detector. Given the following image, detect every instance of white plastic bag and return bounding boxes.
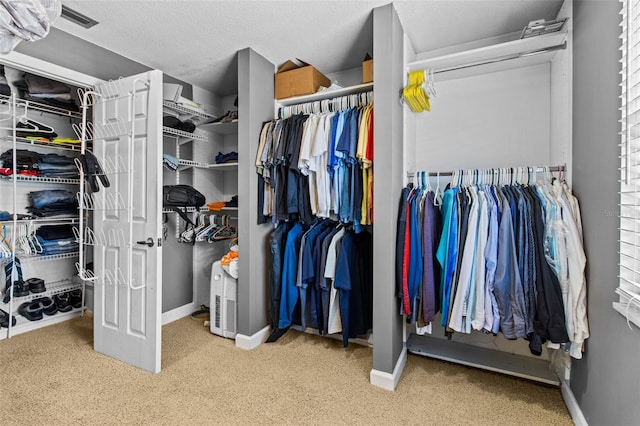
[0,0,61,54]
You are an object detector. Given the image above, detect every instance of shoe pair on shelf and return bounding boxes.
[3,278,47,303]
[17,289,82,322]
[53,289,82,313]
[18,297,57,321]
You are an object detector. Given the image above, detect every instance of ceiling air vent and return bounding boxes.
[60,5,99,29]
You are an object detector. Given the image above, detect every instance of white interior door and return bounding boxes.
[92,70,163,373]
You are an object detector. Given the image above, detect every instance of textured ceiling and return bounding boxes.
[52,0,563,96]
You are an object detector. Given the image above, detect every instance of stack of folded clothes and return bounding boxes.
[215,151,238,164]
[0,149,40,176]
[207,195,238,211]
[163,116,196,133]
[13,73,79,112]
[27,189,78,217]
[35,225,78,255]
[38,153,79,178]
[0,149,79,178]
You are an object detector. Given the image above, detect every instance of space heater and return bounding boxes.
[210,261,237,338]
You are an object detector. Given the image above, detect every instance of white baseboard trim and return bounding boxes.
[235,325,270,350]
[370,346,408,391]
[161,302,198,325]
[561,379,588,426]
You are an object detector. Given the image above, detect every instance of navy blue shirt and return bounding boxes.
[278,222,304,329]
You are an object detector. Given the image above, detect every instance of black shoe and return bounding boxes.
[32,297,57,316]
[68,289,82,309]
[18,301,43,321]
[3,279,29,303]
[26,278,46,294]
[4,257,24,302]
[53,292,73,313]
[0,309,16,328]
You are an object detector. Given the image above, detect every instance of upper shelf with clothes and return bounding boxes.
[1,65,84,118]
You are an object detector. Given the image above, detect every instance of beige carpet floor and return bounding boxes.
[1,313,572,425]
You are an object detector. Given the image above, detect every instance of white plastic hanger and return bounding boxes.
[196,215,219,242]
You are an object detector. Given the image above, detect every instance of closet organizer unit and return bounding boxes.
[0,65,96,340]
[0,47,277,372]
[161,94,231,320]
[400,2,573,384]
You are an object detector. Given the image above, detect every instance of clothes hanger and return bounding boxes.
[212,215,237,241]
[28,224,43,255]
[433,172,442,206]
[191,213,207,238]
[196,215,218,242]
[17,117,56,134]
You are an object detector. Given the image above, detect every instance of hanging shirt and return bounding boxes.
[553,180,589,359]
[334,230,357,347]
[395,187,411,307]
[325,227,346,334]
[309,113,333,218]
[482,186,501,334]
[311,224,335,332]
[278,222,304,329]
[468,188,488,333]
[319,225,342,334]
[422,191,441,323]
[492,187,526,339]
[449,186,480,333]
[436,186,459,327]
[529,186,569,344]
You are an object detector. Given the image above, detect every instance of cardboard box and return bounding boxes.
[275,59,331,100]
[362,54,373,83]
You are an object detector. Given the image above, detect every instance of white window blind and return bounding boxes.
[616,0,640,327]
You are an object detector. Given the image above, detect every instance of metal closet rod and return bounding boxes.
[278,90,373,118]
[423,42,567,75]
[407,165,565,178]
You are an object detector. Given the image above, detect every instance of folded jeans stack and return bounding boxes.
[0,149,78,178]
[27,189,77,217]
[37,153,78,178]
[35,224,78,255]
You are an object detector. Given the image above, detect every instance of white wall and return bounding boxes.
[570,1,640,424]
[413,63,552,173]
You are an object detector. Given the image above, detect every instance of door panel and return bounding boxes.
[92,71,163,373]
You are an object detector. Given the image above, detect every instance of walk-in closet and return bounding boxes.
[2,1,626,423]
